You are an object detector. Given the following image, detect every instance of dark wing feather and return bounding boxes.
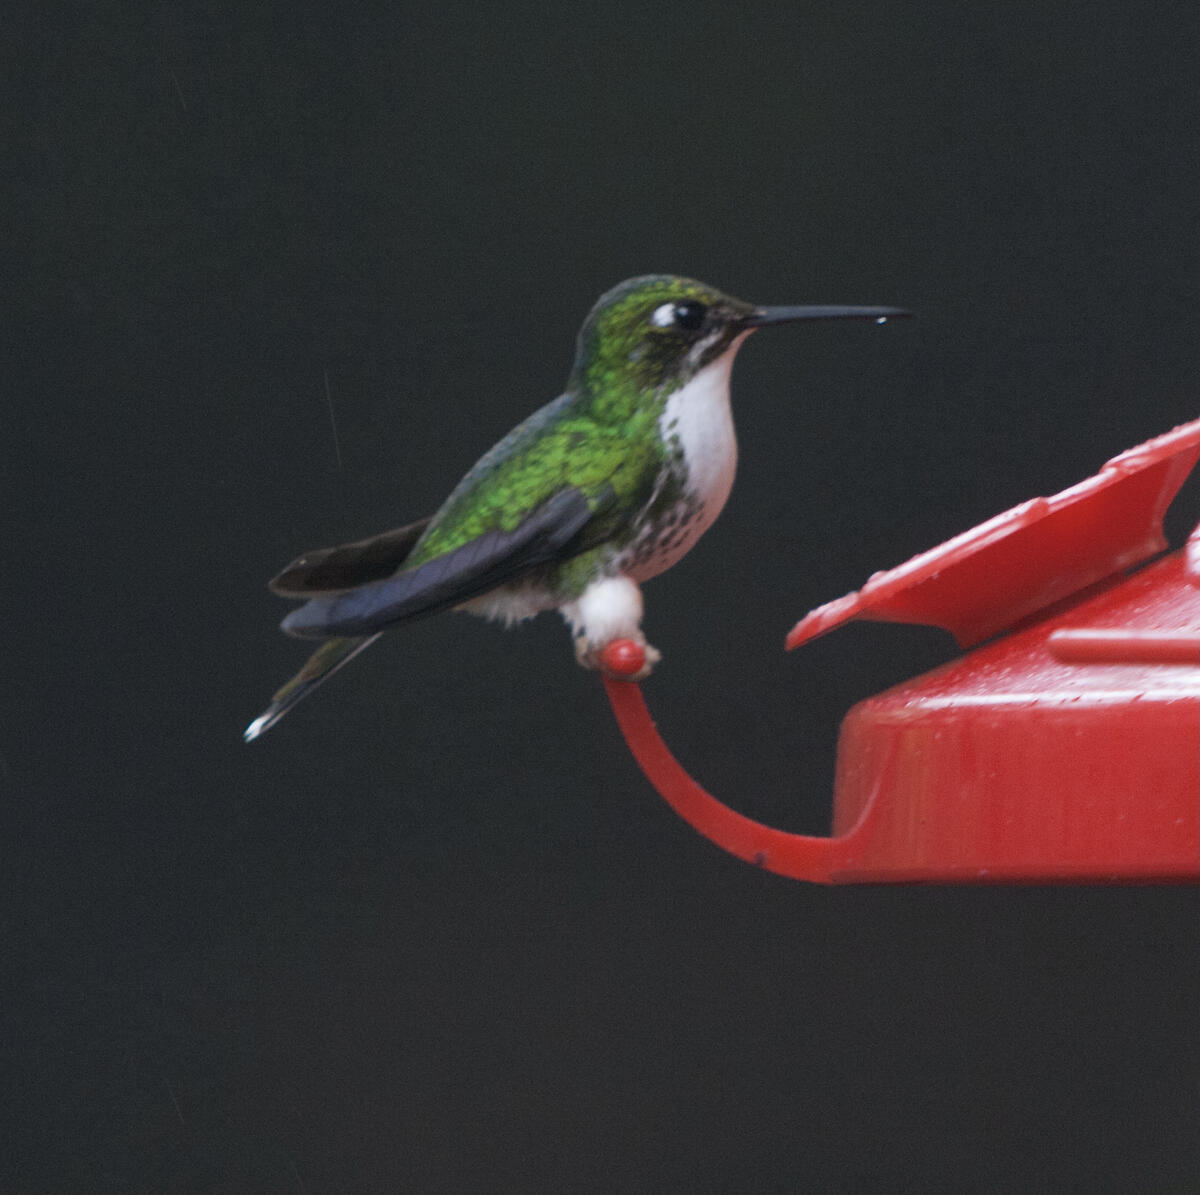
[280,487,602,640]
[269,517,433,596]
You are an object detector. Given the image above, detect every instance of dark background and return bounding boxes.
[5,3,1199,1190]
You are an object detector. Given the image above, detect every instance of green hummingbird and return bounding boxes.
[245,275,908,741]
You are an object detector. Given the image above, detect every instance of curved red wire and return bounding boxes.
[602,675,855,883]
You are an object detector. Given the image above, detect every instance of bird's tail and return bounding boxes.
[243,634,381,742]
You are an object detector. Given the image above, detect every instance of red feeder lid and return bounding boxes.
[604,419,1200,884]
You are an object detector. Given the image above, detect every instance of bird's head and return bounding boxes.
[570,274,909,411]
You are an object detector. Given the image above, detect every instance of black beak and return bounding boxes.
[742,305,912,327]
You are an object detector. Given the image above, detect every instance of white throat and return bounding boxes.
[660,333,746,511]
[622,334,748,583]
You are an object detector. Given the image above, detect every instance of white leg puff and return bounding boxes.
[561,574,661,680]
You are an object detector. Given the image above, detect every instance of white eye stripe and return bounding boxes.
[650,302,678,328]
[685,327,724,367]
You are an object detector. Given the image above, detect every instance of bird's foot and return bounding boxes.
[576,635,661,681]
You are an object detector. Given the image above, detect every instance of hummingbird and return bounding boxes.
[244,275,908,741]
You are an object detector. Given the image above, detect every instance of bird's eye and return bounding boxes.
[650,300,708,332]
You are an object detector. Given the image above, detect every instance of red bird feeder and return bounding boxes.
[603,419,1200,884]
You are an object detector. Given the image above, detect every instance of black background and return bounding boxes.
[6,3,1199,1190]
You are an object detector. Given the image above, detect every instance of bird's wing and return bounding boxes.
[268,517,433,596]
[279,485,608,639]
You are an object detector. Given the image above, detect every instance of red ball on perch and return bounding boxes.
[599,638,646,678]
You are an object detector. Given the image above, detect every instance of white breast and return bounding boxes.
[629,336,745,581]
